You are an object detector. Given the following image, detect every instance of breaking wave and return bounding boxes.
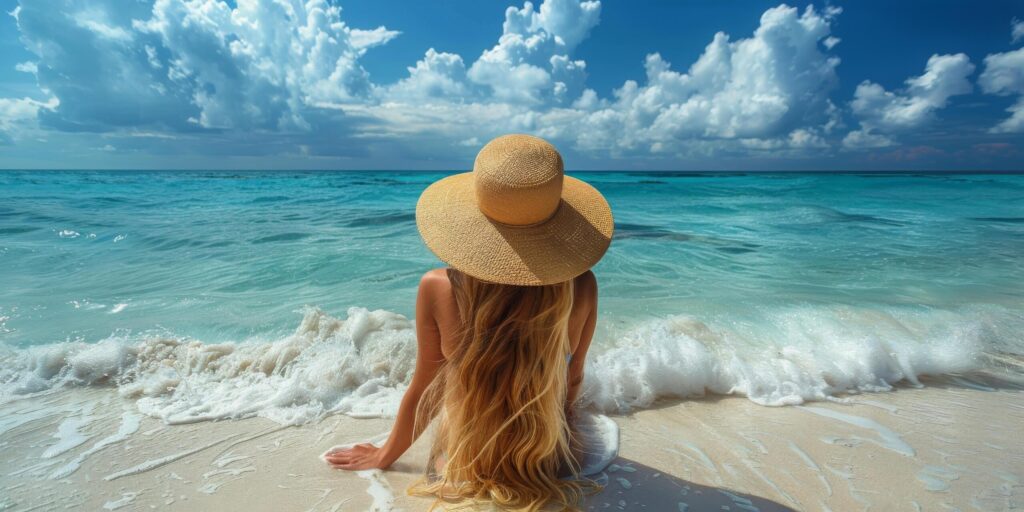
[0,304,1015,425]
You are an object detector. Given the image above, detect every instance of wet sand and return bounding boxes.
[2,373,1023,511]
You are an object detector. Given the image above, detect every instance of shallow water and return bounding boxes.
[1,171,1022,422]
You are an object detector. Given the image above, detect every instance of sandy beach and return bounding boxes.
[3,370,1022,511]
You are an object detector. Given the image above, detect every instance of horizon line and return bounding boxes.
[2,169,1023,174]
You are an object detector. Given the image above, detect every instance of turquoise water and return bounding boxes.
[1,171,1022,422]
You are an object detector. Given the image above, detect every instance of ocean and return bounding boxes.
[1,171,1022,425]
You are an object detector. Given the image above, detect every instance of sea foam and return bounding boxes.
[0,304,1008,425]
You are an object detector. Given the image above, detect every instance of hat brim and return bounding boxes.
[416,172,614,286]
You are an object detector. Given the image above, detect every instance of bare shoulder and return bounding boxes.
[573,270,598,305]
[418,268,452,297]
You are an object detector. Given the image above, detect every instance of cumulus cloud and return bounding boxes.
[14,61,37,74]
[841,129,894,150]
[979,50,1024,133]
[1012,18,1024,44]
[14,0,397,134]
[557,4,842,155]
[17,0,1012,164]
[5,0,842,160]
[386,49,471,101]
[372,3,843,158]
[0,96,58,145]
[461,0,599,105]
[978,23,1024,134]
[844,53,974,149]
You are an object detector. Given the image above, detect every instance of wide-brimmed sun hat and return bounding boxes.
[416,134,614,286]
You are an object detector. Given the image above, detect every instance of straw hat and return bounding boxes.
[416,134,614,286]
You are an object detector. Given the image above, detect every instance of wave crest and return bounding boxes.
[1,304,1008,425]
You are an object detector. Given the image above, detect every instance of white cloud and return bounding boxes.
[368,3,844,159]
[979,47,1024,133]
[535,0,601,50]
[549,4,843,154]
[350,27,401,52]
[14,61,37,74]
[0,96,58,144]
[788,128,830,149]
[1012,18,1024,44]
[459,0,600,105]
[21,0,1006,164]
[5,0,843,160]
[77,17,132,42]
[844,53,974,149]
[134,0,394,129]
[386,49,471,101]
[14,0,397,134]
[841,129,894,149]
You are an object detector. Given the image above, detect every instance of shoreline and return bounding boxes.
[2,373,1023,511]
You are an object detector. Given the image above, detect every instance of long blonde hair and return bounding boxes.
[411,268,582,511]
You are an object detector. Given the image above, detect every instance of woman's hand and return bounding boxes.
[323,443,390,470]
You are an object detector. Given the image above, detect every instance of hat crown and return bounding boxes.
[473,134,564,226]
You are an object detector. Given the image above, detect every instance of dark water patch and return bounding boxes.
[970,217,1024,224]
[637,180,668,184]
[945,177,1003,185]
[134,234,216,251]
[848,172,955,178]
[0,226,41,235]
[396,181,436,186]
[11,211,117,228]
[836,212,903,226]
[80,176,118,185]
[20,212,65,224]
[203,240,237,248]
[367,177,408,184]
[252,232,311,244]
[834,212,903,226]
[344,212,416,227]
[195,174,257,180]
[614,222,764,249]
[90,196,132,204]
[633,172,749,178]
[341,177,407,186]
[251,195,291,204]
[716,246,757,254]
[363,272,408,283]
[800,206,904,227]
[152,238,198,251]
[614,222,692,242]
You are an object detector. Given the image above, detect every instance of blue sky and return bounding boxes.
[0,0,1022,170]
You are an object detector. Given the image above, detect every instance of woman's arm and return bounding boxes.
[324,271,446,470]
[566,272,597,411]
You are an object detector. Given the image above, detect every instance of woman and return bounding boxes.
[324,134,614,511]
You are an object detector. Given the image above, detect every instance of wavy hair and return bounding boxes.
[411,268,583,511]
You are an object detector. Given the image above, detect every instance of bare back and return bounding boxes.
[424,269,594,355]
[422,267,599,403]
